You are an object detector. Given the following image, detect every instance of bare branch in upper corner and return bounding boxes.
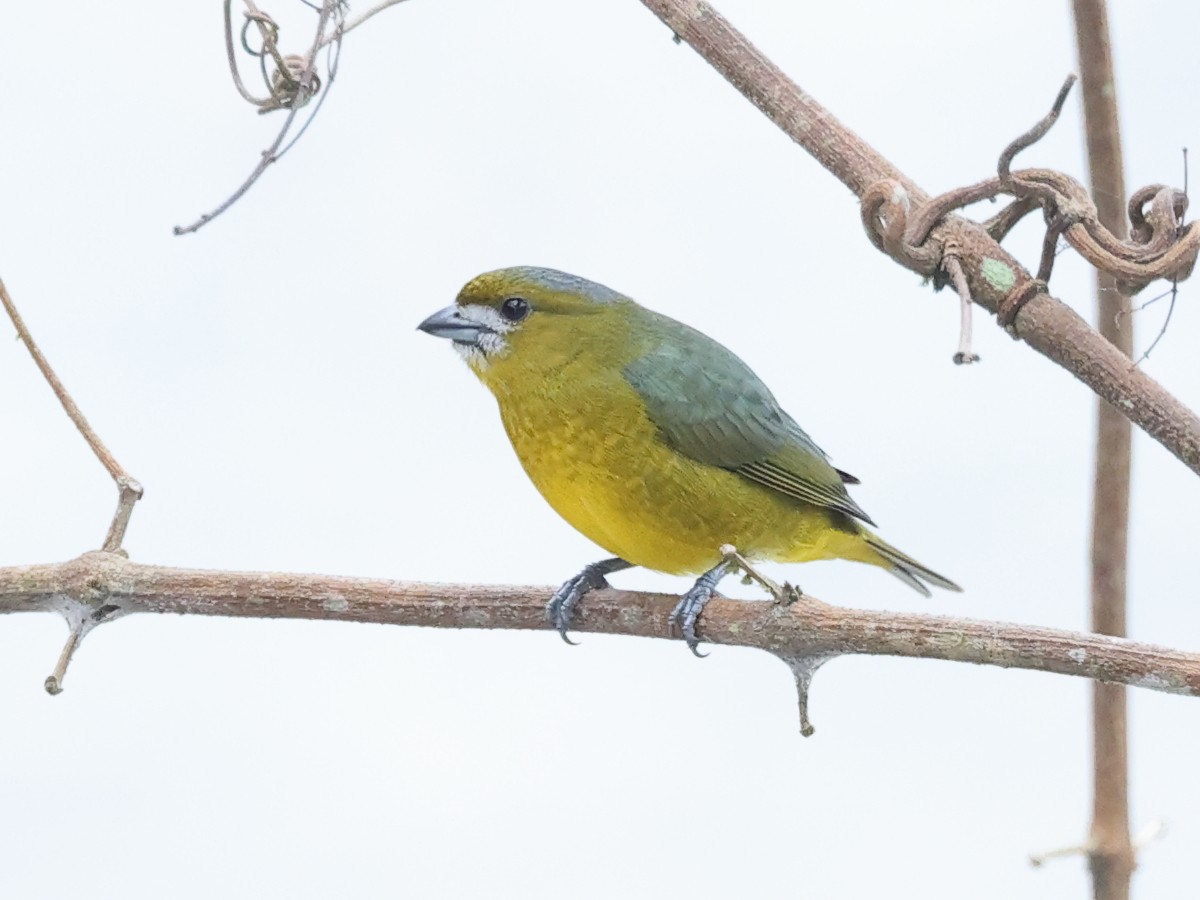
[175,0,415,235]
[174,0,349,235]
[0,278,143,552]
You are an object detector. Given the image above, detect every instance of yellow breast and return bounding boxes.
[489,361,845,575]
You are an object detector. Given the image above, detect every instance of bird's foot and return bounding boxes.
[669,560,732,657]
[546,557,631,645]
[717,544,803,606]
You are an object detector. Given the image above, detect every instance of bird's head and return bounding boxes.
[418,266,633,386]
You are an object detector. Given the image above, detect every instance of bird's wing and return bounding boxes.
[622,319,874,525]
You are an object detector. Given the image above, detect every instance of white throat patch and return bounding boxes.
[452,303,513,372]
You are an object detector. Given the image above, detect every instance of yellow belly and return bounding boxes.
[495,378,872,575]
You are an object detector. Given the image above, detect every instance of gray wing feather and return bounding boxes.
[622,317,874,525]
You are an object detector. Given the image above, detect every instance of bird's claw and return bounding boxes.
[668,588,712,657]
[546,572,604,644]
[546,558,630,644]
[669,560,732,656]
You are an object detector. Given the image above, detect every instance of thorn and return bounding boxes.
[1030,820,1166,868]
[43,599,123,695]
[1029,840,1094,868]
[44,618,88,696]
[778,654,831,737]
[1133,819,1167,851]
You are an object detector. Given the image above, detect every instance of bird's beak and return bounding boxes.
[417,305,492,345]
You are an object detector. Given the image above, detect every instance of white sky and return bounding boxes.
[3,1,1199,897]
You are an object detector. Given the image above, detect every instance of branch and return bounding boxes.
[1074,2,1135,897]
[325,0,413,43]
[174,0,345,235]
[0,278,143,551]
[4,553,1198,731]
[639,0,1200,477]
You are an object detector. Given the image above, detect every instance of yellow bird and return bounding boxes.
[419,267,960,652]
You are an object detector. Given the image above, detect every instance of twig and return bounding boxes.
[43,623,84,696]
[639,0,1200,477]
[1036,214,1073,284]
[174,1,344,235]
[323,0,412,44]
[1030,839,1095,868]
[1073,3,1135,899]
[983,196,1043,243]
[1030,820,1166,869]
[1130,145,1188,365]
[943,254,980,364]
[274,14,344,157]
[0,278,143,552]
[3,554,1199,721]
[1133,284,1176,365]
[224,0,273,106]
[719,544,783,597]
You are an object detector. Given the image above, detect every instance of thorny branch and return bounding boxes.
[3,554,1199,733]
[3,0,1199,749]
[640,0,1200,477]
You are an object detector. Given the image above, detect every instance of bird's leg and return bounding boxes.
[719,544,804,606]
[547,557,632,645]
[670,559,733,657]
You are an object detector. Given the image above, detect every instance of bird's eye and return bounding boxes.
[500,297,530,323]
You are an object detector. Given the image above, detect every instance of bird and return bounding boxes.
[418,266,960,653]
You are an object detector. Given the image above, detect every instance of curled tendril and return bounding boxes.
[859,74,1198,327]
[176,1,347,235]
[241,11,279,57]
[267,53,321,111]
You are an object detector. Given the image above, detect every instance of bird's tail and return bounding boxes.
[861,531,962,597]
